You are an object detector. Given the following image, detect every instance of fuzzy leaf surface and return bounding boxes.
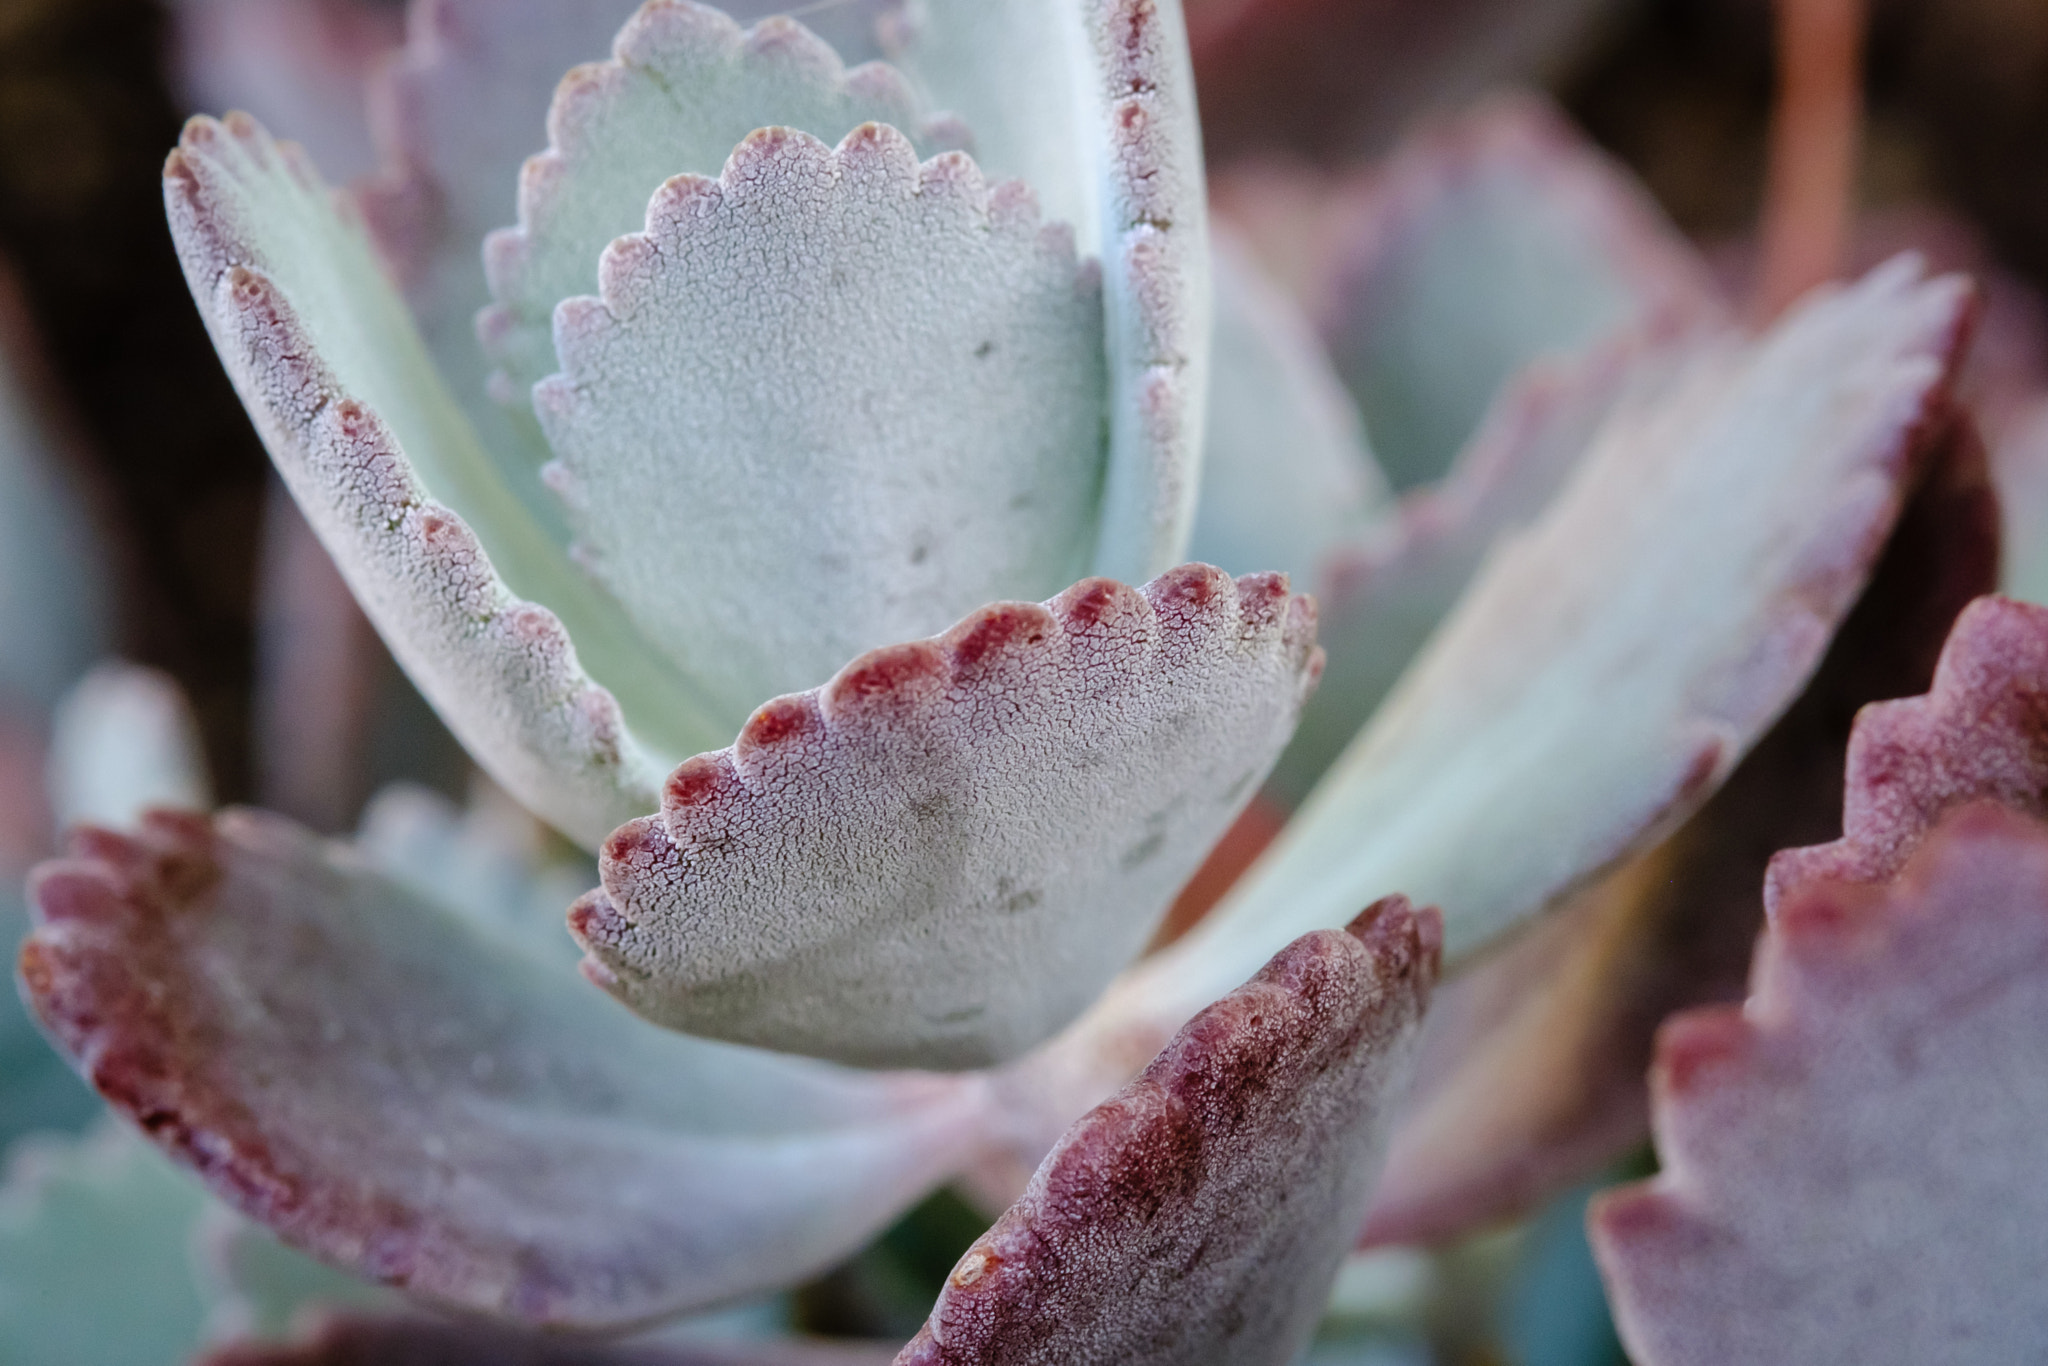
[1591,802,2048,1364]
[1764,593,2048,909]
[1222,97,1722,801]
[481,2,945,408]
[576,565,1321,1069]
[534,124,1106,717]
[897,898,1438,1366]
[356,0,645,521]
[18,809,989,1328]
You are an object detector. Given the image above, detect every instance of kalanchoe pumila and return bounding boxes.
[3,0,2032,1360]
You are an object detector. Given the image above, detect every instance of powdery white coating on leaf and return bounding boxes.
[887,0,1095,249]
[18,809,991,1328]
[1764,594,2048,913]
[164,113,721,847]
[534,123,1108,718]
[480,2,945,410]
[1590,803,2048,1365]
[1202,256,1970,964]
[1315,93,1722,491]
[573,564,1322,1070]
[1215,95,1723,802]
[895,897,1439,1366]
[1026,257,1972,1117]
[1186,228,1388,585]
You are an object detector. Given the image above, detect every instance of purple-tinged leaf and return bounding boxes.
[532,124,1106,718]
[1763,594,2048,911]
[166,112,722,846]
[897,897,1439,1366]
[200,1315,902,1365]
[1590,801,2048,1364]
[357,1,902,519]
[481,2,946,413]
[574,564,1321,1069]
[18,809,990,1328]
[1203,258,1971,966]
[1362,429,1999,1245]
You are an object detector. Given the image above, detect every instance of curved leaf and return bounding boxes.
[1591,802,2048,1364]
[19,808,990,1328]
[576,565,1321,1068]
[356,0,645,524]
[166,112,719,846]
[897,897,1438,1366]
[1189,256,1971,974]
[1218,96,1724,802]
[1270,324,1701,805]
[533,124,1106,716]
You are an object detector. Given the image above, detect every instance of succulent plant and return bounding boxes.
[5,1,2048,1363]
